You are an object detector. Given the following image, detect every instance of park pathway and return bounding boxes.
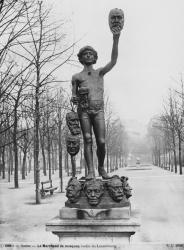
[114,164,184,243]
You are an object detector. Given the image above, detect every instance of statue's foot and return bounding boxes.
[98,168,110,179]
[85,172,95,180]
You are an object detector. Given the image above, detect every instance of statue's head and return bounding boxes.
[107,175,124,202]
[66,177,82,203]
[77,46,98,65]
[109,8,124,34]
[84,179,104,206]
[121,176,132,199]
[66,135,80,156]
[66,112,81,135]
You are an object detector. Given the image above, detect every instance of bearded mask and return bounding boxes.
[109,8,124,35]
[107,175,125,202]
[84,179,104,206]
[66,112,81,135]
[66,177,82,203]
[66,135,80,156]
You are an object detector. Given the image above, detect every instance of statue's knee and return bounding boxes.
[98,138,105,147]
[84,133,92,144]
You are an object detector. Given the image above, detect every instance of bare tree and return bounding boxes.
[9,0,75,203]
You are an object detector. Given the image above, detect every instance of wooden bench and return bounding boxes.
[40,180,58,198]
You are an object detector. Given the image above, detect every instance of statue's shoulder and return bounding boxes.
[96,67,103,74]
[72,71,83,81]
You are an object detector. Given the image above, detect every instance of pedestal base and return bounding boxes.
[46,209,140,244]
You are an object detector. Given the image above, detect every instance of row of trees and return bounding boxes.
[0,0,129,203]
[0,0,76,204]
[148,75,184,175]
[105,97,129,172]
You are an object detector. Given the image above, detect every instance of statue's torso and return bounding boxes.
[75,68,104,101]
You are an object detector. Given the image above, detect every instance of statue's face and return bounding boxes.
[66,113,80,135]
[84,181,104,206]
[81,50,95,65]
[122,178,132,198]
[108,178,124,202]
[109,8,124,34]
[66,137,80,156]
[66,179,81,203]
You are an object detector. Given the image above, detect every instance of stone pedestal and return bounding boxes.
[46,207,140,244]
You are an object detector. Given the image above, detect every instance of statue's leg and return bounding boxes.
[92,111,110,179]
[79,112,94,179]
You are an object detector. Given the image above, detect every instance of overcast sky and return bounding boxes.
[46,0,184,130]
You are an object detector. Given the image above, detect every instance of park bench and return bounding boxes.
[40,180,58,198]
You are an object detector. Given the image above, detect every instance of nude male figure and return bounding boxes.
[71,9,123,180]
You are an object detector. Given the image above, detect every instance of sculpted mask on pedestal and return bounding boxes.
[107,175,125,202]
[84,179,104,206]
[66,177,82,203]
[109,8,124,34]
[66,112,81,135]
[66,135,80,156]
[121,176,132,199]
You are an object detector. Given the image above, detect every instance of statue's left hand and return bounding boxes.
[112,26,122,36]
[113,31,121,39]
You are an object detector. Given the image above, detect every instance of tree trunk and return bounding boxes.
[173,148,177,173]
[51,142,55,174]
[9,144,13,179]
[178,134,182,175]
[168,150,171,171]
[40,131,47,176]
[47,137,51,180]
[8,147,11,182]
[13,108,19,188]
[172,133,177,173]
[58,116,63,192]
[106,145,109,173]
[34,83,41,204]
[65,150,69,176]
[22,150,27,180]
[115,154,118,170]
[2,147,5,179]
[28,153,32,173]
[54,144,58,171]
[19,150,22,173]
[11,147,14,175]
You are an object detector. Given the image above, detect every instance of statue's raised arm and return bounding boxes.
[100,8,124,76]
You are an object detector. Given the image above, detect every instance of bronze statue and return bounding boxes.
[66,177,82,203]
[84,179,104,206]
[107,175,125,202]
[66,111,81,135]
[71,10,123,180]
[63,9,132,211]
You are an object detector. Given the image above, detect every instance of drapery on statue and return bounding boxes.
[71,8,124,180]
